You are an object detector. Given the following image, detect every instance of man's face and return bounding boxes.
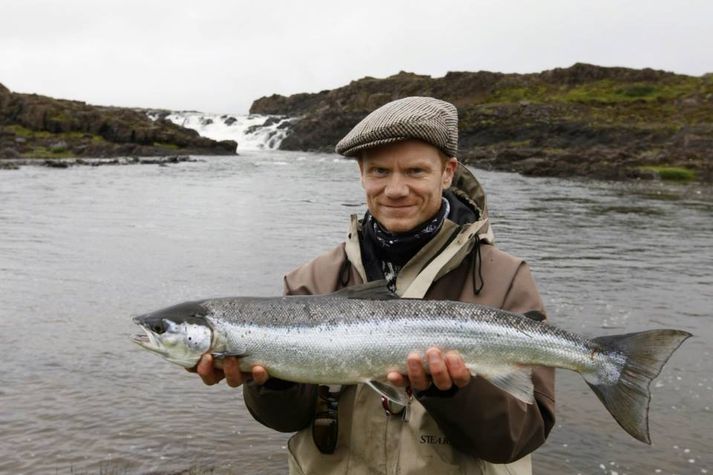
[358,140,458,234]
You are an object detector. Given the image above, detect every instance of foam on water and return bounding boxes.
[147,111,296,152]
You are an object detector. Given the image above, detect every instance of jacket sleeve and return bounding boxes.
[417,261,556,463]
[243,379,318,433]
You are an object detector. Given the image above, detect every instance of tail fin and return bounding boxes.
[584,329,691,444]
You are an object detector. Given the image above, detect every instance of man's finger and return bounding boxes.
[407,352,430,391]
[224,357,244,387]
[252,365,270,385]
[196,354,213,376]
[197,354,224,385]
[387,371,406,387]
[445,351,471,388]
[427,348,452,391]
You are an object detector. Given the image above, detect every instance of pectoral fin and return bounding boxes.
[467,364,535,404]
[365,380,409,406]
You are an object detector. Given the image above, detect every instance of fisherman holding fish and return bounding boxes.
[195,97,555,474]
[134,96,690,472]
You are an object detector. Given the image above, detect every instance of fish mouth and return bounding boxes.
[132,333,149,344]
[131,326,168,356]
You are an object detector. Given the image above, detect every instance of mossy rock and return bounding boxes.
[639,165,697,181]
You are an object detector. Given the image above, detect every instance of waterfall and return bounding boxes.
[147,111,296,152]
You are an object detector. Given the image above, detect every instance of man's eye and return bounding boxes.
[371,168,388,175]
[408,168,425,176]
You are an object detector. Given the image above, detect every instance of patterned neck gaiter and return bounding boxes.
[361,198,450,289]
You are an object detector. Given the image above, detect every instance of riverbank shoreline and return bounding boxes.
[3,152,709,185]
[0,155,202,170]
[458,145,711,182]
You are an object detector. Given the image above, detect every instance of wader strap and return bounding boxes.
[344,215,367,283]
[401,219,490,299]
[312,385,344,454]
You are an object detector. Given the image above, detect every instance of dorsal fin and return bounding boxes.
[329,280,399,300]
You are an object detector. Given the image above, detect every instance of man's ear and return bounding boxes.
[442,158,458,188]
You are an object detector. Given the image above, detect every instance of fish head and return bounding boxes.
[132,301,213,368]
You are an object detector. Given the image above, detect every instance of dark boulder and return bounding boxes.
[1,147,19,158]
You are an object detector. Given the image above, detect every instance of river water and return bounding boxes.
[1,151,711,474]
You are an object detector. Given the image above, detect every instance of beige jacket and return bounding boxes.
[243,165,555,474]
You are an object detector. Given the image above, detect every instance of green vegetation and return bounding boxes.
[4,125,106,142]
[563,79,696,104]
[486,78,702,107]
[21,146,74,159]
[639,165,697,181]
[49,111,70,122]
[507,139,532,147]
[6,124,42,137]
[618,84,656,98]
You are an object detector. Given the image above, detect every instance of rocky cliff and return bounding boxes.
[0,84,237,159]
[251,64,713,181]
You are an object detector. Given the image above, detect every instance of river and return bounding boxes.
[0,151,711,474]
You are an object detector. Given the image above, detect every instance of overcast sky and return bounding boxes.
[1,0,711,114]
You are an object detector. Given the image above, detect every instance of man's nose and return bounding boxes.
[384,174,409,198]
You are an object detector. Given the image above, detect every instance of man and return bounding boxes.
[194,97,555,474]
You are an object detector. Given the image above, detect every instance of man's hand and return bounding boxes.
[387,347,471,391]
[187,354,269,387]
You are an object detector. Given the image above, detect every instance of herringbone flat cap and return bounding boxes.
[335,96,458,158]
